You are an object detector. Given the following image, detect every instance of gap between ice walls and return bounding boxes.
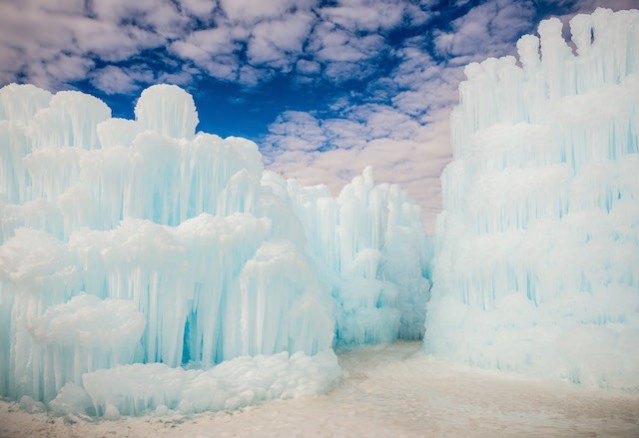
[425,8,639,390]
[0,81,432,416]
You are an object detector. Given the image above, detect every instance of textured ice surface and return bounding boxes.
[267,166,432,345]
[0,79,429,413]
[426,8,639,389]
[51,349,340,417]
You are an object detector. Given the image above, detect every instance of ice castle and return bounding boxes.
[425,8,639,389]
[1,4,637,419]
[0,84,431,415]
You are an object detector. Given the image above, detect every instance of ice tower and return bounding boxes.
[0,81,430,414]
[425,8,639,389]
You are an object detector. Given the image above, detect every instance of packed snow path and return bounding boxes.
[1,342,637,437]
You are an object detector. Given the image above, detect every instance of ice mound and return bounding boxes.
[0,77,429,413]
[425,8,639,389]
[69,349,340,417]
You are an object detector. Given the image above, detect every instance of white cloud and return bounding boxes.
[39,0,86,14]
[323,61,378,83]
[266,111,452,233]
[0,46,22,84]
[178,0,216,20]
[75,21,164,62]
[45,54,95,83]
[170,26,241,78]
[89,66,156,95]
[320,1,405,32]
[247,12,314,67]
[391,67,464,116]
[434,0,536,61]
[238,65,273,87]
[219,0,313,24]
[186,28,238,55]
[266,111,327,152]
[92,0,189,39]
[323,119,368,149]
[296,59,321,75]
[0,0,172,91]
[310,23,386,63]
[90,66,138,95]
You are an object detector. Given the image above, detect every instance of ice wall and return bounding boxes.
[270,168,432,345]
[0,82,430,414]
[0,83,338,411]
[426,8,639,389]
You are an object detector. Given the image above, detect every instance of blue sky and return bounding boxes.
[0,0,636,232]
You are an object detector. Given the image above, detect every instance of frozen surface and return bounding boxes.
[426,8,639,389]
[0,342,637,438]
[0,80,429,413]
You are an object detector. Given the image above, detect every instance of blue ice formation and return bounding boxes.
[425,8,639,389]
[0,82,430,414]
[283,170,432,344]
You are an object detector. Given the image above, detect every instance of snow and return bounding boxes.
[1,342,637,437]
[0,79,430,413]
[426,8,639,389]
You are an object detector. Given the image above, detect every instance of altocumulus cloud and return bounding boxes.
[0,0,634,232]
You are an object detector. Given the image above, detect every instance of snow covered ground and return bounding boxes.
[1,341,637,438]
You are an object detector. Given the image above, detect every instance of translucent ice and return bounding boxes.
[135,84,198,140]
[426,8,639,389]
[0,79,429,413]
[27,294,146,402]
[272,166,432,345]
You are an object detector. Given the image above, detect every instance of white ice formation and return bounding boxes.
[426,8,639,389]
[284,170,432,344]
[0,82,430,415]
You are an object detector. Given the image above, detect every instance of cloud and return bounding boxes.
[90,66,156,95]
[296,59,322,75]
[266,111,452,233]
[247,11,315,68]
[266,111,327,152]
[91,0,189,39]
[178,0,216,20]
[322,119,368,149]
[391,68,465,116]
[169,26,243,81]
[0,0,426,92]
[433,0,536,62]
[0,0,171,90]
[75,22,165,62]
[320,1,404,32]
[309,23,387,63]
[219,0,314,24]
